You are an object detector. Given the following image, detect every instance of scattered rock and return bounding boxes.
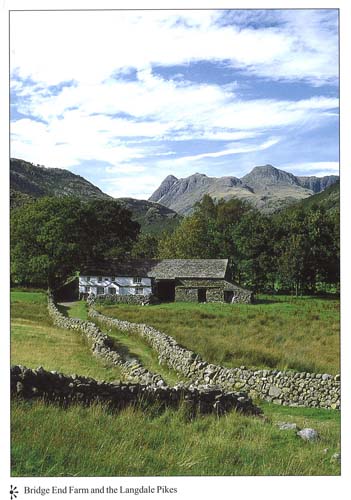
[277,422,299,431]
[297,428,319,441]
[331,452,341,463]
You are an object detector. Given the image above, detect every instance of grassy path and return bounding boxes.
[99,323,185,386]
[57,300,184,385]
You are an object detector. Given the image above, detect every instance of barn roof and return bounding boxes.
[80,259,229,279]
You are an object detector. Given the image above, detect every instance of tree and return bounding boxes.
[275,206,339,294]
[80,199,140,259]
[158,212,221,258]
[231,210,276,291]
[131,233,159,259]
[11,197,139,288]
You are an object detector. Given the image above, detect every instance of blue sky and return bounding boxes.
[10,9,339,198]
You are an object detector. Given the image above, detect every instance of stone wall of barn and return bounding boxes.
[228,285,253,304]
[175,279,224,303]
[174,279,252,303]
[175,287,199,302]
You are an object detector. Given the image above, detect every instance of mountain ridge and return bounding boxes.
[149,164,339,214]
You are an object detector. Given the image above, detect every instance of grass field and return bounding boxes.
[10,290,341,476]
[97,296,340,375]
[11,399,340,477]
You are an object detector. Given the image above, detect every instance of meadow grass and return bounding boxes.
[11,398,340,477]
[97,295,340,375]
[11,292,124,382]
[10,290,47,303]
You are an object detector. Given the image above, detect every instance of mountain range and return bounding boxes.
[10,158,339,231]
[149,165,339,214]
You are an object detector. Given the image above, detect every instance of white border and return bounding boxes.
[1,1,350,498]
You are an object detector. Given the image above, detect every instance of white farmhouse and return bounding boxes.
[79,274,152,298]
[78,259,252,303]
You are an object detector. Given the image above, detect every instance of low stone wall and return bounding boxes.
[47,294,166,387]
[11,365,262,417]
[89,307,340,410]
[93,294,157,306]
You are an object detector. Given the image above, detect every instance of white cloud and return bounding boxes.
[105,165,146,174]
[172,138,280,164]
[102,173,168,199]
[281,161,339,176]
[10,10,338,86]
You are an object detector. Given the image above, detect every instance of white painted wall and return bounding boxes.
[79,275,152,296]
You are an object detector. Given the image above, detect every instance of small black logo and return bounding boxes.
[10,486,18,500]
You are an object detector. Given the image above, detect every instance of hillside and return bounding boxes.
[117,198,181,234]
[149,165,339,215]
[10,158,111,201]
[282,179,340,214]
[10,158,181,234]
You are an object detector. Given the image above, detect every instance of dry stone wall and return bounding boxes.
[11,365,262,416]
[89,307,340,410]
[46,294,261,417]
[47,294,166,387]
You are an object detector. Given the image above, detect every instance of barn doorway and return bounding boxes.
[157,280,175,302]
[198,288,207,303]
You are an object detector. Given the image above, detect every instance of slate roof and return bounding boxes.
[80,259,229,280]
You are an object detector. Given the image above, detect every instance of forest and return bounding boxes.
[10,189,339,296]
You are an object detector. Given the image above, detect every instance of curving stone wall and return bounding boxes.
[47,294,167,387]
[89,307,340,410]
[11,365,262,417]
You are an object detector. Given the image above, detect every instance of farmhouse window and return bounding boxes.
[135,287,143,295]
[85,286,90,293]
[98,276,102,282]
[108,287,116,295]
[97,286,104,295]
[133,277,142,283]
[86,276,90,281]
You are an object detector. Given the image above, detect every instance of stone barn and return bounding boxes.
[79,259,252,304]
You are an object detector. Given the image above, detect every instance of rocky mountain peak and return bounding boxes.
[148,174,178,202]
[241,165,299,187]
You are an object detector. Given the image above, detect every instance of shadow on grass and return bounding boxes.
[252,298,280,305]
[56,304,69,317]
